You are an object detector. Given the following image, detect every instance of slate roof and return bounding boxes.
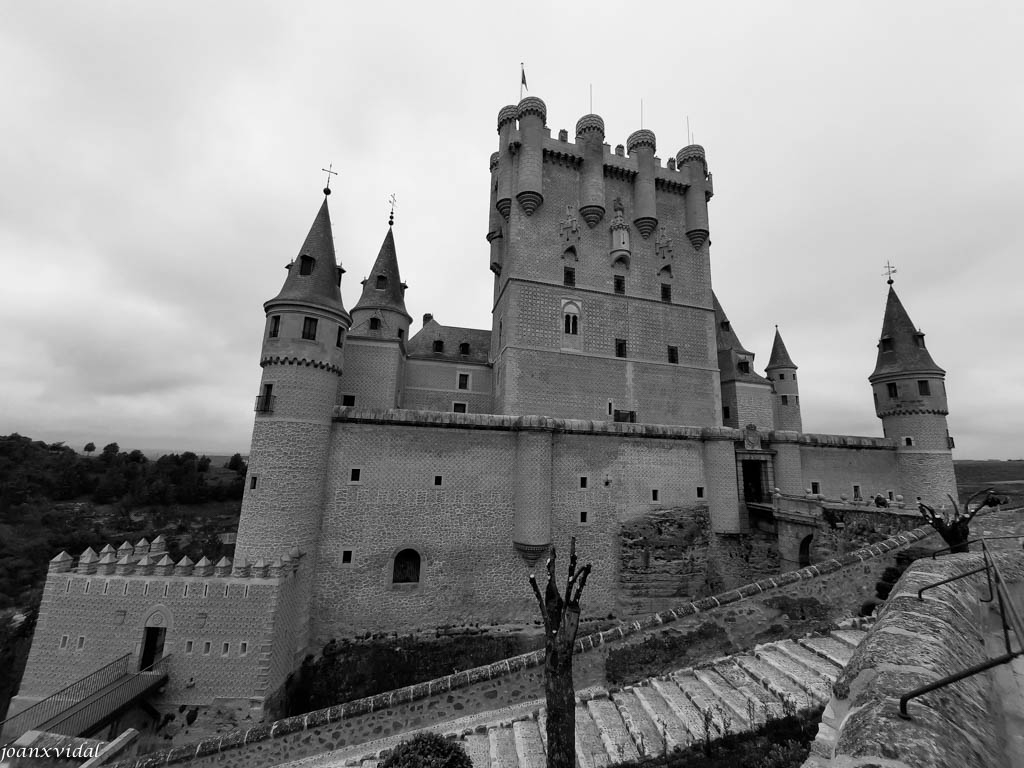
[352,227,411,320]
[406,317,491,364]
[266,198,347,314]
[870,286,944,380]
[766,327,797,370]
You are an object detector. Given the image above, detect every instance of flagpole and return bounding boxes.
[520,62,525,101]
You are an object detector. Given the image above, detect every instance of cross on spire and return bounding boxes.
[882,261,898,285]
[388,194,397,227]
[322,163,338,195]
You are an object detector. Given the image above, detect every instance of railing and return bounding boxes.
[0,654,170,745]
[899,538,1024,719]
[254,394,276,413]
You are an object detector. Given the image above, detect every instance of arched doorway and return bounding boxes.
[798,535,813,568]
[392,549,421,584]
[140,610,168,671]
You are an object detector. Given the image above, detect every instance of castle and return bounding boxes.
[11,95,957,723]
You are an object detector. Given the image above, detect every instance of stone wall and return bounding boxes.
[103,523,938,768]
[806,552,1024,767]
[401,358,493,413]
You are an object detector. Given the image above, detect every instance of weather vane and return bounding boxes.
[388,193,397,226]
[322,163,338,195]
[882,261,898,285]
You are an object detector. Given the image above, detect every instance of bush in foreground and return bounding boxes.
[380,732,473,768]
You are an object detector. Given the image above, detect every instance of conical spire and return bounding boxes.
[766,327,797,370]
[870,285,943,380]
[352,227,411,320]
[267,198,346,314]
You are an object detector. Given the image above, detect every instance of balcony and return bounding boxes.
[254,395,276,413]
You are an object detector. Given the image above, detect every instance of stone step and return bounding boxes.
[489,726,518,768]
[612,688,665,757]
[462,732,491,768]
[512,719,545,768]
[574,704,611,768]
[830,628,868,649]
[734,653,816,712]
[799,635,855,668]
[753,646,832,702]
[712,660,784,722]
[632,683,693,751]
[775,639,843,682]
[586,697,640,763]
[650,677,711,742]
[671,672,731,736]
[693,667,755,730]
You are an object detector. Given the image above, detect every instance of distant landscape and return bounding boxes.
[0,432,1021,720]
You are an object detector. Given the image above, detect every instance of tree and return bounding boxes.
[225,453,246,473]
[83,442,95,456]
[528,538,592,768]
[918,488,1003,553]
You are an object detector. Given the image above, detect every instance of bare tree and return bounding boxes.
[529,538,592,768]
[918,488,1003,553]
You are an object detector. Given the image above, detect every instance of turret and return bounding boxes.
[714,293,773,430]
[495,105,517,221]
[576,114,606,227]
[627,129,657,238]
[515,97,547,215]
[235,192,350,656]
[350,224,412,342]
[487,151,504,274]
[765,326,802,432]
[868,282,956,504]
[676,145,712,250]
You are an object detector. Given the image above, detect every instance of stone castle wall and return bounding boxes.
[797,442,899,499]
[337,339,403,410]
[400,358,493,413]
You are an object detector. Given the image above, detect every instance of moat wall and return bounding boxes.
[105,524,938,768]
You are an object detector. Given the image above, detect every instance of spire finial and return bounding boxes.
[883,260,898,285]
[322,163,338,196]
[388,194,397,227]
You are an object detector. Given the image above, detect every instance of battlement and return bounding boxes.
[47,536,301,580]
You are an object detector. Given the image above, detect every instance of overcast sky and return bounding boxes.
[2,2,1021,459]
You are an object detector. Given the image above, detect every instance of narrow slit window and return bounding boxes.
[580,511,588,523]
[660,284,671,303]
[697,486,704,499]
[615,339,627,358]
[269,315,280,338]
[614,275,625,294]
[563,267,575,287]
[667,345,679,364]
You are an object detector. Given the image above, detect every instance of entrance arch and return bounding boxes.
[798,535,813,568]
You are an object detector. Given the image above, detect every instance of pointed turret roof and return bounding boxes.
[266,198,347,314]
[712,292,752,354]
[870,285,944,380]
[352,227,411,320]
[766,327,797,370]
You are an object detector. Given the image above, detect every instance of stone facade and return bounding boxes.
[14,95,960,728]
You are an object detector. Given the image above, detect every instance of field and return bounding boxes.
[955,459,1024,504]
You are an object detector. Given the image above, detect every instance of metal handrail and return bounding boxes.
[929,535,1024,559]
[899,539,1023,718]
[0,653,130,741]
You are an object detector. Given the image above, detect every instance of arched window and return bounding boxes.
[392,549,421,583]
[563,303,580,335]
[299,255,315,275]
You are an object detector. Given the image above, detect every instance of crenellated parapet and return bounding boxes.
[47,537,301,581]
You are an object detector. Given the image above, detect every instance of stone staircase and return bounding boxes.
[333,628,867,768]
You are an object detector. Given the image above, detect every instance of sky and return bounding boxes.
[1,1,1022,459]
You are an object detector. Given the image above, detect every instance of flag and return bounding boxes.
[521,64,528,92]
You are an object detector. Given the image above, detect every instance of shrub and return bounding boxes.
[380,732,473,768]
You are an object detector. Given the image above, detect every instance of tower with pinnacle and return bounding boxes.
[234,193,350,657]
[868,280,956,504]
[765,327,802,432]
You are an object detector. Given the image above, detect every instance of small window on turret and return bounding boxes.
[302,317,318,340]
[336,327,344,348]
[342,395,355,406]
[914,334,926,349]
[723,406,731,420]
[778,373,785,380]
[457,373,470,390]
[299,256,315,275]
[269,316,280,338]
[880,337,894,352]
[369,318,381,330]
[738,361,750,374]
[398,329,405,340]
[904,437,914,447]
[376,275,387,289]
[918,380,931,396]
[349,468,362,483]
[887,383,898,399]
[781,395,789,405]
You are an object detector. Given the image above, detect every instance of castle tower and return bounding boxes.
[489,96,721,427]
[868,283,956,504]
[234,193,350,655]
[350,225,411,341]
[765,326,802,432]
[714,293,773,430]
